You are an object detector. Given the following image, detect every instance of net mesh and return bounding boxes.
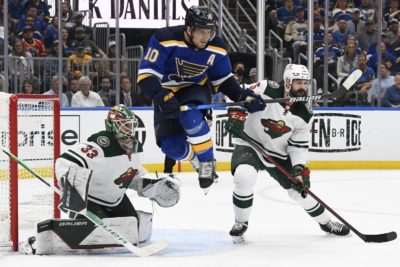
[0,94,56,248]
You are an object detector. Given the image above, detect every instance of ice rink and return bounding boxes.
[1,169,399,267]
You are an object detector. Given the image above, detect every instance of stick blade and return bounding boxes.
[136,240,169,257]
[322,69,363,99]
[363,231,397,243]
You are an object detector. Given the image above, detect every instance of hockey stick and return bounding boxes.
[235,133,397,243]
[2,149,168,256]
[180,69,363,111]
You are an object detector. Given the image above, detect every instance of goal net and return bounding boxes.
[0,93,60,251]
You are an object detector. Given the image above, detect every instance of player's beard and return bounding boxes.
[290,88,307,97]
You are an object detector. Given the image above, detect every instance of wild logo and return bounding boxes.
[261,119,291,139]
[114,167,138,189]
[168,58,208,81]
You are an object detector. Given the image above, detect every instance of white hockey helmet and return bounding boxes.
[283,64,310,92]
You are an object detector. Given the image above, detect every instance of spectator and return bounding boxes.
[332,16,355,49]
[386,19,399,45]
[97,76,116,106]
[20,78,35,94]
[337,43,358,82]
[283,6,307,61]
[61,27,74,57]
[43,75,69,107]
[101,41,128,80]
[21,25,46,57]
[369,64,395,105]
[60,2,72,23]
[9,0,25,26]
[17,5,45,34]
[66,78,79,105]
[358,20,378,51]
[65,11,92,41]
[276,0,298,36]
[358,0,375,22]
[314,32,342,91]
[343,34,362,55]
[120,76,146,106]
[351,53,375,96]
[25,0,50,23]
[9,39,35,93]
[346,8,365,38]
[67,42,97,79]
[43,40,67,89]
[249,68,257,83]
[332,0,353,22]
[233,62,250,86]
[71,76,104,107]
[383,73,400,107]
[72,26,106,58]
[384,0,400,22]
[312,16,325,51]
[43,16,60,50]
[367,42,397,74]
[16,15,42,40]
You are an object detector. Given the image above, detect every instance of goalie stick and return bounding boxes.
[234,133,397,243]
[2,149,168,257]
[180,69,363,111]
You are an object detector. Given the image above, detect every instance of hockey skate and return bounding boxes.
[319,220,350,236]
[198,160,217,194]
[190,157,219,181]
[229,221,248,243]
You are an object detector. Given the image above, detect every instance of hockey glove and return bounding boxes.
[291,164,310,198]
[240,89,266,113]
[225,107,248,137]
[153,89,180,119]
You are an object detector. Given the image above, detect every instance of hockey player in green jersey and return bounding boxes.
[30,104,181,254]
[225,64,350,243]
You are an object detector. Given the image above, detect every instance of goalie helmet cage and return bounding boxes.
[0,93,60,251]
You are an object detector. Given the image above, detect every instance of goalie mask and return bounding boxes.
[283,64,310,97]
[105,104,138,141]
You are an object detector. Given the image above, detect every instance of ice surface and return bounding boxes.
[1,170,399,267]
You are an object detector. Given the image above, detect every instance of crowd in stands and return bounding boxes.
[1,0,149,108]
[265,0,400,106]
[1,0,400,107]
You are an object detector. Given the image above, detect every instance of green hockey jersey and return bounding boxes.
[235,80,313,167]
[56,131,147,207]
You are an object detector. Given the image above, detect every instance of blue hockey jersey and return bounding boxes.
[137,25,233,92]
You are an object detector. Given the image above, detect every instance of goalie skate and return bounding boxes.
[229,222,248,243]
[19,236,36,255]
[320,220,350,236]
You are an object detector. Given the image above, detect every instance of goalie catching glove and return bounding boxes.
[291,164,310,198]
[225,107,248,137]
[58,165,92,218]
[131,173,181,207]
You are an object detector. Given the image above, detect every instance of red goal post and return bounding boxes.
[0,93,60,251]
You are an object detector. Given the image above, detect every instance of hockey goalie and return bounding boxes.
[25,105,180,255]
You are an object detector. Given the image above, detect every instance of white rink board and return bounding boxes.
[58,108,400,165]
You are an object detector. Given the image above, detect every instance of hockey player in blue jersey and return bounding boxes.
[137,6,265,194]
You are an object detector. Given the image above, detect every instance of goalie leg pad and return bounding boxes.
[35,217,139,255]
[138,210,153,243]
[131,173,181,207]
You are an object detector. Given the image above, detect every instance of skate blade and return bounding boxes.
[232,235,245,244]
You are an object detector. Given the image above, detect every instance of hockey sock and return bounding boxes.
[233,164,258,223]
[179,109,213,162]
[287,188,330,224]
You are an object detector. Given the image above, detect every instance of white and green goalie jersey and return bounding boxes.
[56,131,147,207]
[235,80,313,167]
